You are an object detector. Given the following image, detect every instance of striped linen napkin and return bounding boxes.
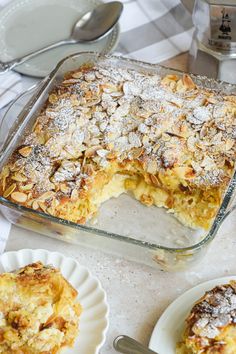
[0,0,193,253]
[116,0,193,63]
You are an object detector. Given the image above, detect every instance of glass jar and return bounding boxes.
[193,0,236,54]
[189,0,236,83]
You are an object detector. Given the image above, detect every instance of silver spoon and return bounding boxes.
[113,335,158,354]
[0,1,123,73]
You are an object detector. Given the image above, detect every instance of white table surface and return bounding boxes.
[6,208,236,353]
[5,53,236,353]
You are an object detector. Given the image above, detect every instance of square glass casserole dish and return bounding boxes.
[0,52,236,271]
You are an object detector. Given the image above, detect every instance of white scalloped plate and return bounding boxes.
[149,276,236,354]
[0,249,109,354]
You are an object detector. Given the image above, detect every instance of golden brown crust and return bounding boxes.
[0,63,235,229]
[0,262,81,353]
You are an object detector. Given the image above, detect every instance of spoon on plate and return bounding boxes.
[0,1,123,73]
[113,335,158,354]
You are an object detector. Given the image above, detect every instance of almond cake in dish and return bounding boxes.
[176,281,236,354]
[0,262,82,353]
[0,62,236,230]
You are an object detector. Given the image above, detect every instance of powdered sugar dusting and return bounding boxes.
[189,282,236,340]
[3,62,236,208]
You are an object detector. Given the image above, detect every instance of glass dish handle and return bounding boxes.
[220,203,236,224]
[214,199,236,236]
[0,82,42,156]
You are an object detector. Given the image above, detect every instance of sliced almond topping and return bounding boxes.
[0,166,10,179]
[187,136,197,152]
[85,97,101,107]
[162,133,171,142]
[182,74,196,90]
[72,71,82,79]
[161,75,179,86]
[38,191,55,201]
[71,189,79,202]
[11,173,28,182]
[3,183,17,198]
[101,83,117,93]
[70,94,80,106]
[1,65,235,227]
[85,146,101,158]
[10,162,22,172]
[142,135,149,145]
[150,174,160,186]
[152,144,161,154]
[33,123,43,135]
[11,192,27,203]
[27,193,32,200]
[32,117,40,131]
[38,135,46,145]
[0,166,10,191]
[26,199,33,207]
[38,201,47,213]
[206,97,217,104]
[63,146,81,159]
[18,146,32,157]
[132,147,144,159]
[168,74,179,81]
[169,81,177,90]
[32,201,39,210]
[20,183,34,191]
[225,139,234,151]
[97,149,109,158]
[201,156,216,170]
[1,179,6,192]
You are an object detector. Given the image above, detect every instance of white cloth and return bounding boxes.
[0,0,21,253]
[0,0,193,253]
[0,72,22,109]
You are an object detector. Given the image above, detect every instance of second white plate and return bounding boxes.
[0,248,109,354]
[149,276,236,354]
[0,0,119,77]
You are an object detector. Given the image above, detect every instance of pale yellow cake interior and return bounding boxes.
[0,262,81,354]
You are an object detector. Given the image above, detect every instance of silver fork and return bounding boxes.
[113,335,158,354]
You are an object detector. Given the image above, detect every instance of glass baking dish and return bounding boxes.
[0,52,236,271]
